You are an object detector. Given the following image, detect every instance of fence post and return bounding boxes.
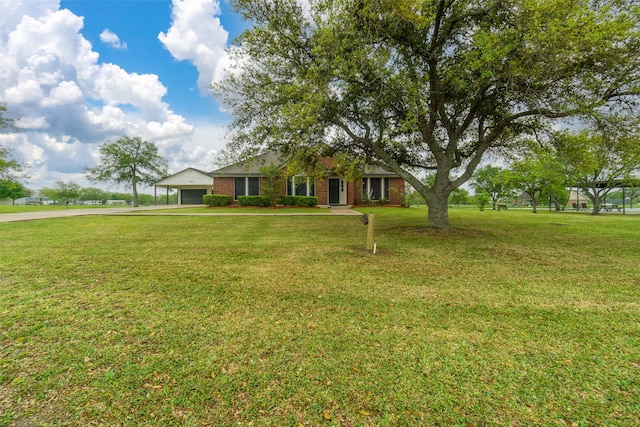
[367,214,375,251]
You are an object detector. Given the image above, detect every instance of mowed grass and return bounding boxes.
[1,208,639,426]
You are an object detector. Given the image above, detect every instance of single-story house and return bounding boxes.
[155,152,405,206]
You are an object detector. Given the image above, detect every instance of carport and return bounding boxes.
[154,168,214,205]
[573,178,640,214]
[596,179,640,214]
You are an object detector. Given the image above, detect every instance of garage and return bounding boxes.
[154,168,214,205]
[180,189,207,204]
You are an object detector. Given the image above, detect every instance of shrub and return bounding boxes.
[279,195,318,207]
[475,193,491,211]
[203,194,232,207]
[260,165,285,207]
[296,196,318,207]
[238,195,271,206]
[279,195,294,206]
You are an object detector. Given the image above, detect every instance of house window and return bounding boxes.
[362,177,390,200]
[287,177,315,197]
[234,177,260,200]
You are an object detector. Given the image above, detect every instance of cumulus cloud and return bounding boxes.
[99,28,127,50]
[0,0,195,190]
[158,0,229,93]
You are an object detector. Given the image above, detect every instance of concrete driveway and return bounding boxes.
[0,205,362,223]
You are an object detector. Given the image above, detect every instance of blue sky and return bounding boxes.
[0,0,250,191]
[61,0,246,121]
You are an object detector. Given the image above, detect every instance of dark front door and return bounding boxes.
[329,179,340,204]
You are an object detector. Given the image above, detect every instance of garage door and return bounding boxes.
[181,189,207,204]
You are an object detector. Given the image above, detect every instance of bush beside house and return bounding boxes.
[203,194,232,207]
[238,196,271,207]
[279,196,318,207]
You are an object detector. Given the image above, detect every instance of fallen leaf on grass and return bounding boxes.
[359,409,370,416]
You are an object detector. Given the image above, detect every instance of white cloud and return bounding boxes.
[0,0,197,191]
[163,122,227,173]
[158,0,229,93]
[41,80,83,107]
[99,28,127,50]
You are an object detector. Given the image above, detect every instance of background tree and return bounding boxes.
[0,145,28,184]
[507,154,567,214]
[449,188,470,208]
[554,129,640,214]
[40,181,82,205]
[0,103,15,131]
[0,180,30,204]
[474,193,491,212]
[216,0,640,229]
[0,104,30,203]
[471,166,511,210]
[85,136,168,207]
[626,187,640,208]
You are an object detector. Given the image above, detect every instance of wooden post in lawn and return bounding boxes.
[367,214,375,251]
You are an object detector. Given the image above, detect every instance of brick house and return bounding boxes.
[155,152,405,206]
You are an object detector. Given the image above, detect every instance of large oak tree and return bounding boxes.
[85,136,168,207]
[215,0,640,228]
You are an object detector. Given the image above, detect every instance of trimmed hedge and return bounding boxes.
[203,194,232,207]
[238,195,271,207]
[279,196,318,207]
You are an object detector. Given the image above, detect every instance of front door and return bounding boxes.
[328,178,346,205]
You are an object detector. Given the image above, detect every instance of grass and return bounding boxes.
[1,208,639,426]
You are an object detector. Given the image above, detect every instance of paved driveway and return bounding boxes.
[0,205,362,223]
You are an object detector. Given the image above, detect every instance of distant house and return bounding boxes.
[567,190,589,208]
[13,197,42,206]
[155,152,405,206]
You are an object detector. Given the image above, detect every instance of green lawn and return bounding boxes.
[1,208,639,426]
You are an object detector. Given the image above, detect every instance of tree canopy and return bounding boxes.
[85,136,168,207]
[553,129,640,214]
[1,105,28,185]
[216,0,640,228]
[471,165,511,210]
[40,181,82,205]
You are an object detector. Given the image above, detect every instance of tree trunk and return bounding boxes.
[132,177,139,207]
[425,188,452,229]
[591,192,601,215]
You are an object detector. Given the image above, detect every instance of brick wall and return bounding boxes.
[214,175,406,206]
[213,177,234,198]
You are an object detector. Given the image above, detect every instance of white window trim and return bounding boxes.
[362,177,390,200]
[288,176,315,197]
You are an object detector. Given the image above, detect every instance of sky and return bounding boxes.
[0,0,250,192]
